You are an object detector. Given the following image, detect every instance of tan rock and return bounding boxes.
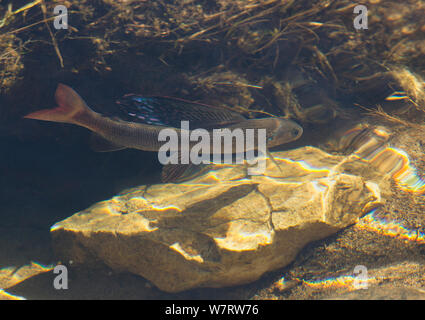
[0,290,26,300]
[51,146,385,292]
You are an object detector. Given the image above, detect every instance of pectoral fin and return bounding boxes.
[90,133,127,152]
[161,163,208,183]
[266,149,283,174]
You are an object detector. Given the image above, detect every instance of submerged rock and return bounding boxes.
[51,146,384,292]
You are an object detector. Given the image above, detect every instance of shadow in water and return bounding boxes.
[0,133,162,270]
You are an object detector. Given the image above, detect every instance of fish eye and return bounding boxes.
[291,128,300,137]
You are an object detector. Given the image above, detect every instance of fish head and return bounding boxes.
[266,118,303,147]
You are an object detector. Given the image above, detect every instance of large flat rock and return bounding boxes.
[51,146,384,292]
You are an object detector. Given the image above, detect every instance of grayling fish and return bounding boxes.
[24,84,303,181]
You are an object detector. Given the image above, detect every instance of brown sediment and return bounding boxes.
[0,0,423,130]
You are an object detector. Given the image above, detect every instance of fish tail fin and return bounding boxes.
[24,84,93,124]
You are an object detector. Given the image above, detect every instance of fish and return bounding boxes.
[24,84,303,182]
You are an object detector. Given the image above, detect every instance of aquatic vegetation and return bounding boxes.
[0,34,23,93]
[1,0,424,125]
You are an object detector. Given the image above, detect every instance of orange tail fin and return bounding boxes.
[24,83,92,124]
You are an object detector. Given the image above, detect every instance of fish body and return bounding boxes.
[24,84,303,181]
[24,84,302,151]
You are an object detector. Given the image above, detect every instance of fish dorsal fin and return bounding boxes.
[90,133,127,152]
[116,95,246,128]
[198,120,246,130]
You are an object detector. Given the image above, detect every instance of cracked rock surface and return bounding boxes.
[51,146,383,292]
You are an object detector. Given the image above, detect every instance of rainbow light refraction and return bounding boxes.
[342,125,425,194]
[356,209,425,244]
[274,274,376,292]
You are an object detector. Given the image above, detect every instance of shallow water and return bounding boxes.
[1,0,425,300]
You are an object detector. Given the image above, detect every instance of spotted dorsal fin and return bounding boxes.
[115,95,246,128]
